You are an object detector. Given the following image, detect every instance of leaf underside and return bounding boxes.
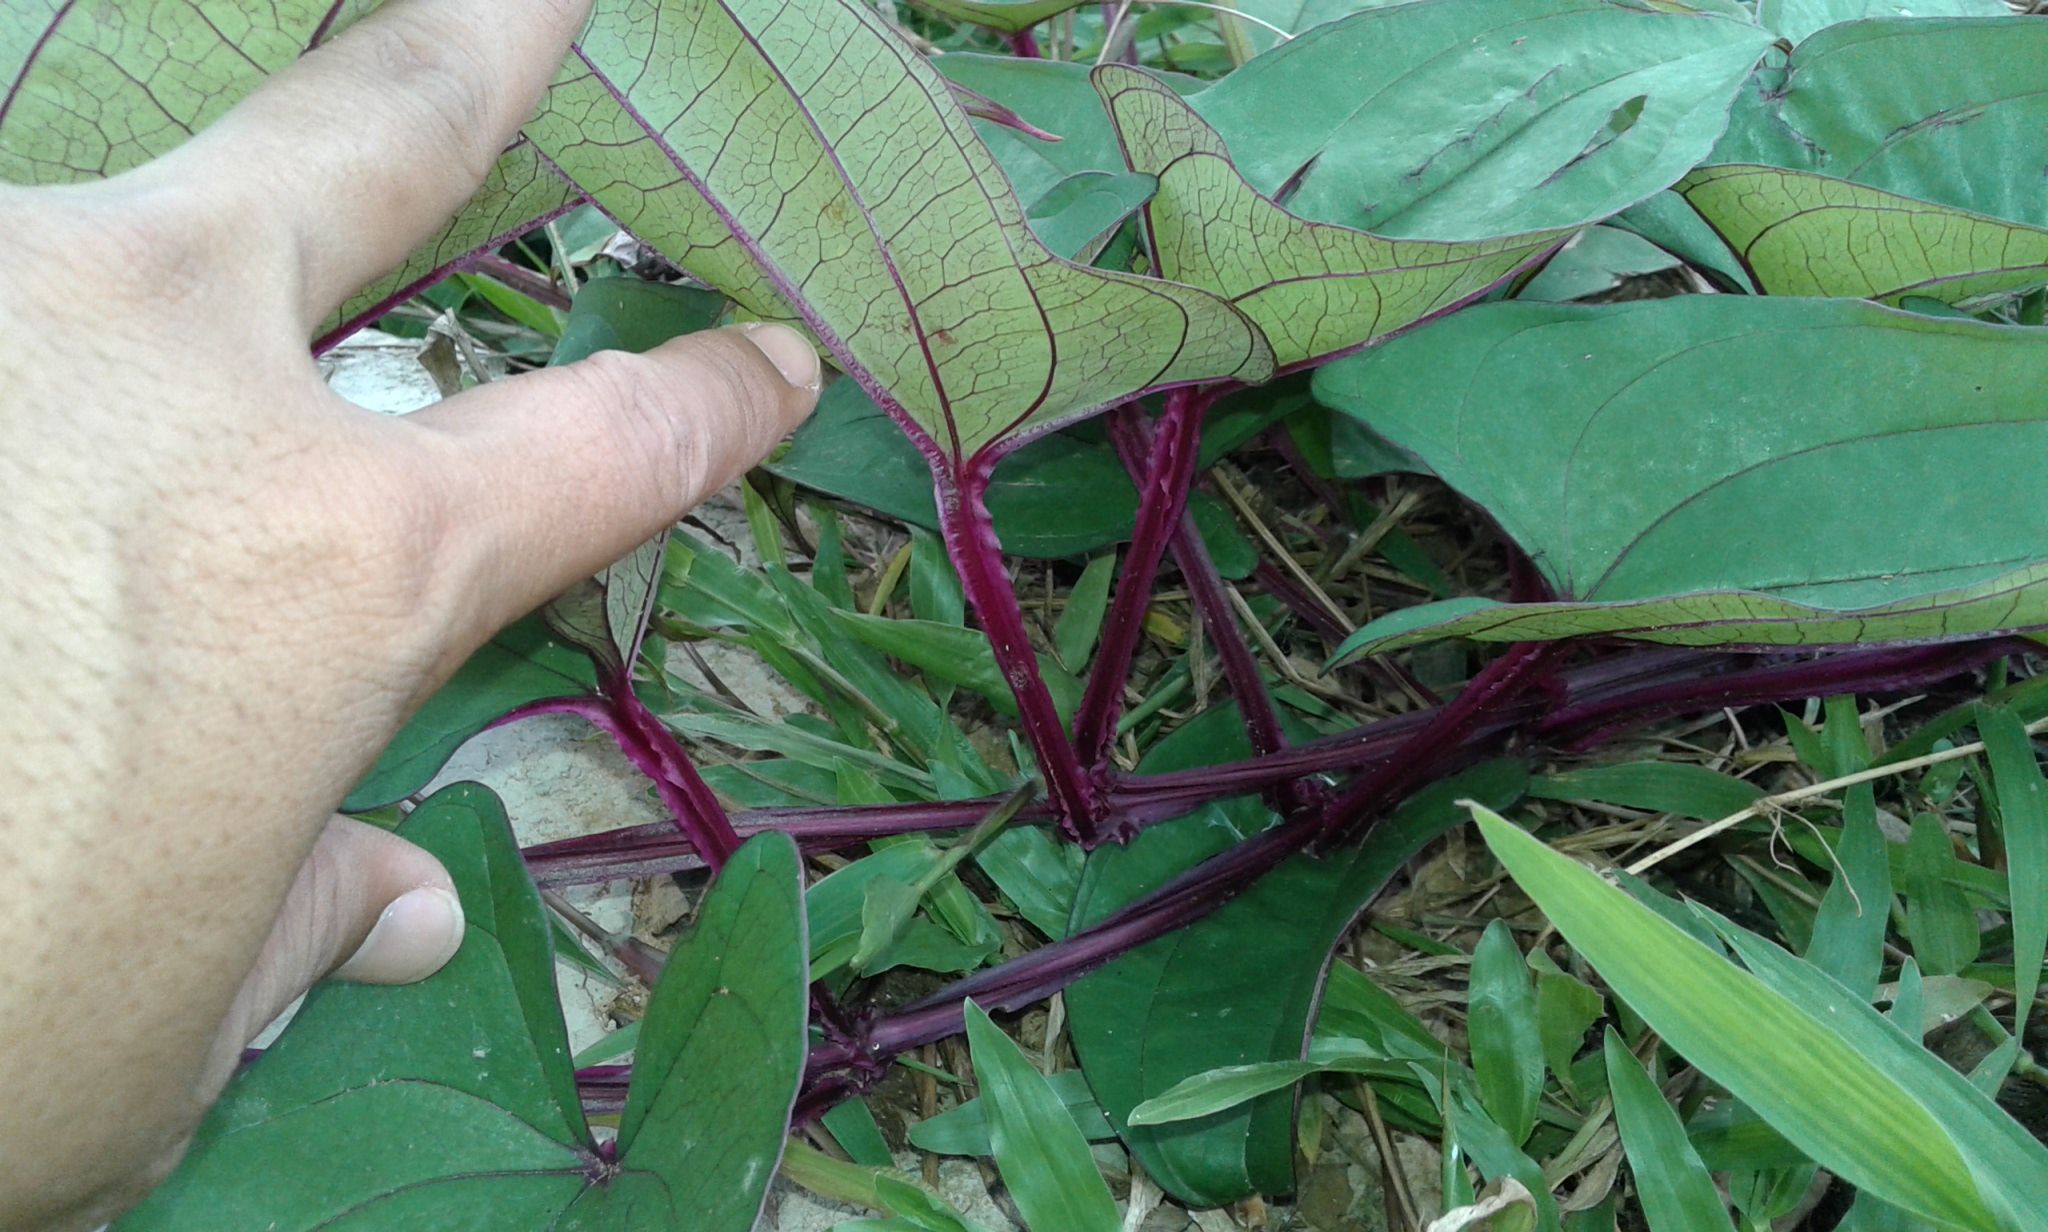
[1094,63,1566,372]
[1679,164,2048,305]
[529,0,1272,470]
[0,2,580,349]
[1315,297,2048,657]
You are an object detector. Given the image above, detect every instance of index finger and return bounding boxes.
[172,0,592,329]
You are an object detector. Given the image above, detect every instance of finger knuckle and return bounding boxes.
[351,19,503,185]
[574,349,714,500]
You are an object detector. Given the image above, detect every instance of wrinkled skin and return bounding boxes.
[0,2,819,1226]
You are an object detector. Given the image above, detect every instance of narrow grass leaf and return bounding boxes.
[1977,707,2048,1034]
[1602,1031,1734,1232]
[963,1002,1121,1232]
[1468,804,2013,1232]
[1468,920,1545,1145]
[1055,553,1119,672]
[1903,814,1980,977]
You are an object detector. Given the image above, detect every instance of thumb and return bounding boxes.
[220,815,466,1050]
[398,321,822,643]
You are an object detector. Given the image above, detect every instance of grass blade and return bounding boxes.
[963,1001,1120,1232]
[1603,1030,1735,1232]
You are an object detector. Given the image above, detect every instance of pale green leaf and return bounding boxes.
[1095,63,1565,371]
[1469,803,2026,1232]
[1679,165,2048,306]
[529,0,1272,467]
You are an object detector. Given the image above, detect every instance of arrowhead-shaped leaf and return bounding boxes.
[0,2,582,349]
[528,0,1272,470]
[119,789,809,1231]
[612,831,810,1225]
[1184,0,1775,239]
[1678,165,2048,306]
[114,784,599,1231]
[1713,17,2048,229]
[1314,297,2048,657]
[1094,64,1567,372]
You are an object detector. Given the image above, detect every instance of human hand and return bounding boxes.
[0,2,819,1226]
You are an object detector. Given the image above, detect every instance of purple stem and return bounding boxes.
[1108,403,1298,812]
[1006,29,1042,57]
[1536,638,2016,749]
[516,641,2015,886]
[803,816,1316,1089]
[525,796,1051,885]
[937,459,1101,840]
[1074,391,1217,785]
[1252,559,1350,644]
[468,252,574,313]
[497,677,741,871]
[1317,642,1561,842]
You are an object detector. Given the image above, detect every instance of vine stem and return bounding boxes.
[1106,402,1297,813]
[489,674,742,871]
[801,814,1316,1092]
[1316,641,1562,842]
[1005,28,1041,56]
[519,640,2020,885]
[1073,390,1220,786]
[936,456,1101,840]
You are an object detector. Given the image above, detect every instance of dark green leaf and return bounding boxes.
[1714,18,2048,228]
[117,785,594,1230]
[1317,298,2048,655]
[1066,741,1523,1205]
[1757,0,2006,45]
[615,831,809,1231]
[1186,0,1774,238]
[345,618,597,811]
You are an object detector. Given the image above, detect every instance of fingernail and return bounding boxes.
[333,886,465,985]
[741,322,823,392]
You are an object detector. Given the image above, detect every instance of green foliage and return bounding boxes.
[1470,803,2048,1232]
[1319,298,2048,656]
[115,789,809,1231]
[12,1,2048,1228]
